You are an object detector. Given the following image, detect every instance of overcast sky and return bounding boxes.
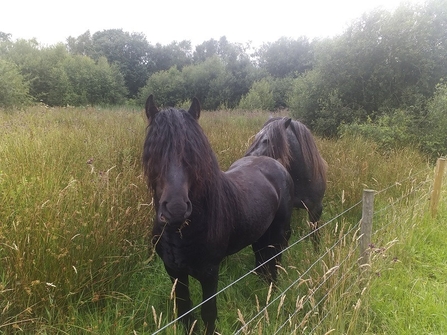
[1,0,425,47]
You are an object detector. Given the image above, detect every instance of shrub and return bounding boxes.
[0,59,30,109]
[238,79,274,111]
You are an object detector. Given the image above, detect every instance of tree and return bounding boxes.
[181,56,226,107]
[138,66,185,107]
[289,0,447,136]
[0,31,12,43]
[150,41,192,73]
[90,29,151,98]
[256,37,313,78]
[66,30,94,56]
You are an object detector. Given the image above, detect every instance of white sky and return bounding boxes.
[1,0,425,47]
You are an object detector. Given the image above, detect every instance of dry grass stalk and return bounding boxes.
[277,294,287,318]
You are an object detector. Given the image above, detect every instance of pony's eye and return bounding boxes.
[262,138,269,144]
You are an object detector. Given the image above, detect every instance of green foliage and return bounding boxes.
[2,0,447,125]
[151,41,193,72]
[289,0,447,137]
[238,78,275,111]
[417,83,447,157]
[193,37,259,108]
[256,36,313,78]
[137,66,185,107]
[138,55,258,110]
[182,56,227,107]
[63,55,127,106]
[339,110,416,151]
[339,83,447,158]
[288,70,366,135]
[269,76,294,109]
[0,40,127,106]
[90,29,151,97]
[0,59,30,109]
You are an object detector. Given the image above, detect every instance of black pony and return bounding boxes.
[142,96,294,334]
[245,117,327,247]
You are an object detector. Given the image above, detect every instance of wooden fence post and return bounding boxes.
[430,158,446,218]
[359,189,375,266]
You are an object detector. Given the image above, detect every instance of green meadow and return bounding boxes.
[1,106,445,334]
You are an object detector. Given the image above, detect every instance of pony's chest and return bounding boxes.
[155,225,205,269]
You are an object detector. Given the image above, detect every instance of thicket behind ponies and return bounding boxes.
[142,96,294,334]
[0,105,436,333]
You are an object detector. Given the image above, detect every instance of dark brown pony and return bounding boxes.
[245,117,327,248]
[142,96,294,334]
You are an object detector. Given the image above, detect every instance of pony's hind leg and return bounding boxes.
[254,196,293,283]
[252,226,288,283]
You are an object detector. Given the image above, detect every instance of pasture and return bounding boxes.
[1,105,445,334]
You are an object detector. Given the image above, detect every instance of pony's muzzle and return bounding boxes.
[159,200,192,223]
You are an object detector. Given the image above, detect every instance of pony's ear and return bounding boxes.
[284,117,292,129]
[145,95,159,122]
[188,97,201,120]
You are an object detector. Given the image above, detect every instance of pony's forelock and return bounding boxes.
[143,108,218,194]
[142,106,242,244]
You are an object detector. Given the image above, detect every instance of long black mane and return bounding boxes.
[259,117,327,182]
[142,107,239,242]
[143,108,217,196]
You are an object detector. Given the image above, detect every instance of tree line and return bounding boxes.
[1,0,446,156]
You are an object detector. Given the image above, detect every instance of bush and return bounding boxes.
[0,59,30,109]
[417,83,447,157]
[339,109,415,151]
[339,83,447,159]
[238,78,274,111]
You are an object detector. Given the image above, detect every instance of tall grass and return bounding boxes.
[1,105,441,334]
[0,106,150,332]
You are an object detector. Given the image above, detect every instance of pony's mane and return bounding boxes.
[263,117,327,181]
[249,117,293,170]
[287,119,328,181]
[142,107,241,243]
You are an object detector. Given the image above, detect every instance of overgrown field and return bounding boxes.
[1,105,445,334]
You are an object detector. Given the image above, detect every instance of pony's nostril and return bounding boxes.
[159,201,168,222]
[184,201,192,218]
[160,199,192,222]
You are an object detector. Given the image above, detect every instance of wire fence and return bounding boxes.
[152,163,440,334]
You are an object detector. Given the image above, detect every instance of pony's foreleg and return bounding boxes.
[199,267,219,335]
[301,200,323,250]
[165,267,194,330]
